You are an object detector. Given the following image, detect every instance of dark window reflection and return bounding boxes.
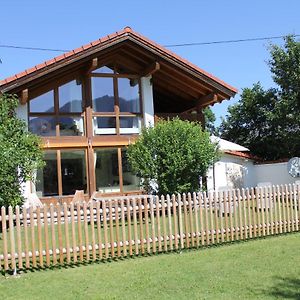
[118,78,140,112]
[92,77,114,112]
[30,90,54,113]
[59,80,82,112]
[61,150,87,195]
[29,116,56,136]
[59,117,84,136]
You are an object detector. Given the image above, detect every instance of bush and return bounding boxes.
[127,118,218,195]
[0,94,44,207]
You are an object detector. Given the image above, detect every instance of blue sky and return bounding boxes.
[1,0,300,124]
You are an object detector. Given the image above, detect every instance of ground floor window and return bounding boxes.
[35,147,140,198]
[35,149,87,197]
[94,147,140,194]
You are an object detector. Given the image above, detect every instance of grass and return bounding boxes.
[1,233,300,299]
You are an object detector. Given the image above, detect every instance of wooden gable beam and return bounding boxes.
[181,93,218,113]
[142,62,160,77]
[20,89,28,105]
[86,57,98,73]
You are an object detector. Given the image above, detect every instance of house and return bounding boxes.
[0,27,237,204]
[207,136,299,191]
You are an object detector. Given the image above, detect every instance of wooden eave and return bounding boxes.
[0,27,237,107]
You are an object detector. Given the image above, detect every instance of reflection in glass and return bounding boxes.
[92,66,114,73]
[119,117,141,134]
[122,149,140,191]
[95,149,120,193]
[118,78,140,112]
[36,151,58,197]
[61,150,87,195]
[29,116,56,136]
[59,80,82,112]
[30,90,54,113]
[92,77,114,112]
[59,117,84,136]
[93,117,116,135]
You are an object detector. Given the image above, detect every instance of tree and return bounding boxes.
[219,36,300,160]
[0,94,44,207]
[203,107,216,135]
[126,118,218,195]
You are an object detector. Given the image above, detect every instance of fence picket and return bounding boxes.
[15,206,23,269]
[36,206,43,267]
[1,184,300,273]
[8,206,16,270]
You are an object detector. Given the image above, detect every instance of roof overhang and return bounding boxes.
[0,27,237,107]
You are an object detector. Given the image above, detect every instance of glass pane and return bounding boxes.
[29,116,56,136]
[36,151,58,197]
[30,90,54,113]
[92,66,114,74]
[119,117,141,134]
[95,149,120,193]
[93,117,116,135]
[61,150,87,195]
[59,116,84,136]
[118,78,140,112]
[92,77,114,112]
[59,80,82,112]
[122,149,140,192]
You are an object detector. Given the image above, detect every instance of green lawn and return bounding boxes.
[1,233,300,299]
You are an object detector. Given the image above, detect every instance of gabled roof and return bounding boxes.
[0,27,237,106]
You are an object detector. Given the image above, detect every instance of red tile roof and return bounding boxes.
[0,26,238,95]
[224,150,260,161]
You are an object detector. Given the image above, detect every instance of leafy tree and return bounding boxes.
[203,107,216,135]
[126,118,218,195]
[0,94,44,207]
[219,36,300,160]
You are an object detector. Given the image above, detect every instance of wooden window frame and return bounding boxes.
[28,77,86,137]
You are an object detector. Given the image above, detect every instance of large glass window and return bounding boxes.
[91,77,114,112]
[61,150,87,195]
[28,79,84,136]
[36,151,58,197]
[121,149,140,192]
[91,65,142,136]
[94,147,140,194]
[95,149,120,193]
[35,149,87,197]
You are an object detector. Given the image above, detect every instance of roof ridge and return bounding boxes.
[0,26,238,94]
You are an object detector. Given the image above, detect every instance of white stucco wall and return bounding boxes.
[207,154,256,192]
[141,76,154,127]
[254,162,297,186]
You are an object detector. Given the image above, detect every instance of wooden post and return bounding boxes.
[89,201,97,261]
[1,207,9,270]
[138,198,145,255]
[70,203,78,263]
[132,198,139,255]
[114,200,121,258]
[223,191,229,241]
[178,194,184,249]
[255,188,261,237]
[208,192,214,244]
[15,206,23,269]
[126,198,133,256]
[63,203,71,264]
[30,207,37,267]
[150,196,156,253]
[213,191,219,244]
[194,193,200,247]
[228,190,234,241]
[56,204,64,264]
[144,197,151,254]
[50,205,57,265]
[219,192,224,243]
[120,199,127,257]
[199,193,205,246]
[8,206,16,270]
[36,206,43,267]
[161,195,168,252]
[182,193,190,247]
[155,196,162,252]
[96,201,103,259]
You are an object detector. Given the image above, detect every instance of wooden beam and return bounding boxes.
[142,62,160,77]
[86,58,98,73]
[20,89,28,105]
[181,93,218,113]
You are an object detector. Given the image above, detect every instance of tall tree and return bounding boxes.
[219,36,300,160]
[0,94,44,207]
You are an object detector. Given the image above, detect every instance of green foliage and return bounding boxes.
[219,36,300,160]
[0,94,44,207]
[203,107,216,135]
[127,118,218,195]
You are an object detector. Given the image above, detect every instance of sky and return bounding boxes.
[1,0,300,125]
